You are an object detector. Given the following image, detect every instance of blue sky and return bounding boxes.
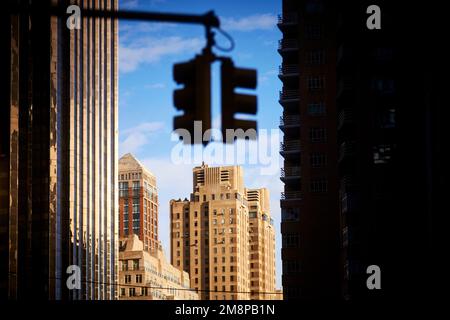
[118,0,283,288]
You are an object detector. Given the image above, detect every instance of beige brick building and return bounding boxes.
[118,234,198,300]
[247,188,277,300]
[170,164,276,300]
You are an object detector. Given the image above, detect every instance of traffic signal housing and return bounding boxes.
[220,58,257,141]
[173,54,212,144]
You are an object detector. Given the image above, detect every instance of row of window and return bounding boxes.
[119,172,141,181]
[282,233,300,248]
[121,259,140,272]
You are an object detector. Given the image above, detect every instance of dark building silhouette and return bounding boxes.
[0,0,119,300]
[279,0,442,301]
[337,1,442,301]
[278,0,340,300]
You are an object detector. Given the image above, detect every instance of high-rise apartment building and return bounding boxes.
[170,164,276,300]
[278,0,340,300]
[247,188,276,300]
[278,0,441,301]
[0,0,119,300]
[336,1,442,301]
[118,153,159,252]
[118,234,198,300]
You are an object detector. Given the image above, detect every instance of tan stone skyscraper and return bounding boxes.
[247,188,276,300]
[0,0,119,300]
[119,154,159,252]
[170,164,276,300]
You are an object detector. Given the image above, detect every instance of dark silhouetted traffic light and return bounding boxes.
[173,54,211,144]
[220,57,257,140]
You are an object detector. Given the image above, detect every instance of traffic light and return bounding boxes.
[220,57,257,141]
[173,53,212,144]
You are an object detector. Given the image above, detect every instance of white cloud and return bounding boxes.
[145,82,166,89]
[121,0,139,9]
[119,36,203,73]
[119,121,165,154]
[259,69,278,84]
[221,14,277,32]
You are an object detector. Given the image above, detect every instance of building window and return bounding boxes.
[307,76,325,91]
[371,78,395,95]
[373,144,394,164]
[374,47,394,62]
[306,0,324,14]
[132,198,140,214]
[133,259,139,270]
[283,260,301,275]
[377,108,396,129]
[305,24,322,39]
[121,261,128,271]
[281,207,300,222]
[310,153,327,167]
[129,288,136,297]
[119,182,129,197]
[309,128,327,142]
[132,181,140,197]
[125,275,131,284]
[306,49,324,65]
[310,178,328,192]
[307,102,326,115]
[120,288,126,296]
[282,233,300,248]
[136,274,143,283]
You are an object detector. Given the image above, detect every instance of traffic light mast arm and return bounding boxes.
[8,3,220,54]
[8,3,220,29]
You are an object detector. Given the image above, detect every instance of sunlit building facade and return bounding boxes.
[118,234,198,300]
[119,153,159,252]
[170,164,276,300]
[0,0,119,300]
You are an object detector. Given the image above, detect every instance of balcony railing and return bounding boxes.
[338,141,356,162]
[280,140,301,152]
[337,77,352,97]
[279,64,299,76]
[338,108,354,129]
[281,191,302,200]
[278,39,299,51]
[337,45,352,64]
[277,13,298,25]
[281,166,301,178]
[279,89,299,101]
[280,114,300,127]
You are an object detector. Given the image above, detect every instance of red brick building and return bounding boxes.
[119,153,159,252]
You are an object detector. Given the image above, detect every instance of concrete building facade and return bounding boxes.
[170,164,276,300]
[119,234,198,300]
